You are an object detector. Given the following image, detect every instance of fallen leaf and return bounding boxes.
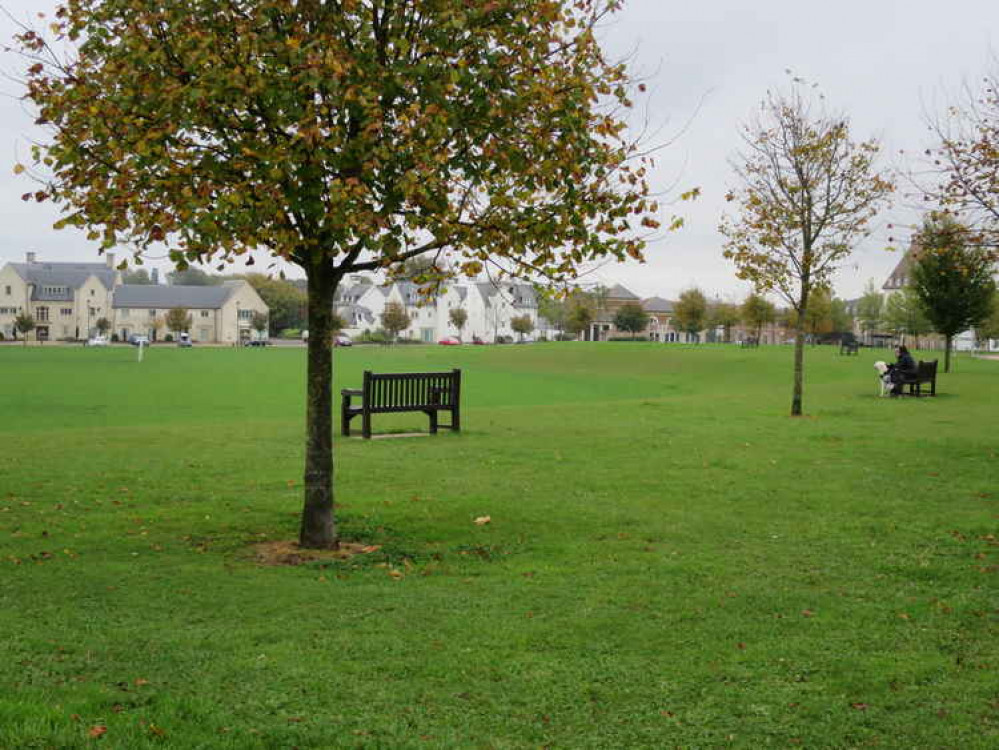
[360,545,381,554]
[851,702,869,711]
[801,609,815,618]
[474,516,491,526]
[88,725,107,738]
[134,678,150,686]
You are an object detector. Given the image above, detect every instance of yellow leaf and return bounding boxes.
[474,516,491,526]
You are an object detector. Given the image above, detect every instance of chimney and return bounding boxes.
[106,252,116,269]
[151,268,160,285]
[26,251,36,263]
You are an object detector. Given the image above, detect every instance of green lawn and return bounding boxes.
[1,343,996,749]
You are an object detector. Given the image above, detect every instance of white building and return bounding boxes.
[334,279,543,343]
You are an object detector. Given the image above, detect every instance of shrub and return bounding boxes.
[495,335,514,344]
[555,333,576,341]
[111,333,119,342]
[280,328,301,339]
[608,336,649,342]
[164,333,174,342]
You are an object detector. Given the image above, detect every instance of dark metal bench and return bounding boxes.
[341,369,461,439]
[840,340,860,355]
[899,359,937,397]
[740,337,759,348]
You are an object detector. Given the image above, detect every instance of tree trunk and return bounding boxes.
[791,319,806,416]
[944,335,952,373]
[299,259,339,549]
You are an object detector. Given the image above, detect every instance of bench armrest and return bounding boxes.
[341,388,362,396]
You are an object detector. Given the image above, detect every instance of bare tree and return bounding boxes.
[720,85,893,415]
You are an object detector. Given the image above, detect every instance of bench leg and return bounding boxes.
[428,409,438,434]
[451,405,461,433]
[341,402,351,437]
[362,410,372,440]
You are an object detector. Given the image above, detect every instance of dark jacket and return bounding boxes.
[897,351,917,375]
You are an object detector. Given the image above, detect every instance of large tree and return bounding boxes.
[239,273,307,334]
[978,291,999,343]
[166,267,224,286]
[612,301,648,339]
[910,215,997,372]
[925,64,999,250]
[122,267,155,284]
[720,86,893,415]
[672,288,708,342]
[17,1,660,549]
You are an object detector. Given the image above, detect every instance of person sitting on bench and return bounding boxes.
[888,345,917,397]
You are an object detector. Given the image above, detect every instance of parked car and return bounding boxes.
[471,336,487,345]
[177,333,193,348]
[128,334,150,347]
[85,334,108,347]
[334,335,352,347]
[245,339,270,347]
[438,336,461,346]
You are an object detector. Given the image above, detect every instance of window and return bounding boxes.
[61,308,73,316]
[3,286,10,295]
[42,285,67,296]
[36,307,49,321]
[90,289,95,296]
[238,309,253,320]
[200,310,209,318]
[149,309,157,318]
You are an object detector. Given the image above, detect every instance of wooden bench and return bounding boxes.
[840,340,860,355]
[740,337,759,348]
[899,359,937,397]
[341,369,461,439]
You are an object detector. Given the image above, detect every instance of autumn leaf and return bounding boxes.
[474,516,491,526]
[88,725,108,738]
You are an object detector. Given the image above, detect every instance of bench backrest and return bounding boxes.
[916,360,937,379]
[362,369,461,413]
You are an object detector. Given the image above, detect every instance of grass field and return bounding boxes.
[1,342,997,749]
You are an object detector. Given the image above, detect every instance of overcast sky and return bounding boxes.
[1,1,997,301]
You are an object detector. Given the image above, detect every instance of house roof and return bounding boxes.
[605,283,640,300]
[642,296,674,313]
[883,242,917,291]
[9,261,117,301]
[113,284,238,309]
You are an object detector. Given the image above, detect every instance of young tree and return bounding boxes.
[803,286,833,341]
[380,302,411,343]
[95,317,111,335]
[855,280,884,343]
[510,314,535,342]
[448,308,468,341]
[741,293,776,342]
[251,311,269,339]
[17,1,661,549]
[910,215,997,371]
[537,294,568,338]
[565,301,594,340]
[165,307,192,336]
[613,302,649,339]
[883,287,932,349]
[720,86,893,415]
[14,313,35,346]
[709,302,741,343]
[672,288,708,342]
[829,297,853,337]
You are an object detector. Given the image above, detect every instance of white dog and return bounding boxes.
[873,361,893,397]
